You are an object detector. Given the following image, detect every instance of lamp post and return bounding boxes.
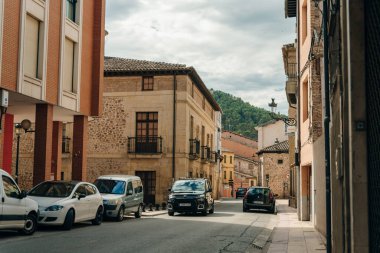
[14,124,22,183]
[14,119,35,183]
[268,98,297,126]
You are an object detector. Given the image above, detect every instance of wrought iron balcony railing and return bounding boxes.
[128,136,163,154]
[189,139,200,160]
[201,146,211,162]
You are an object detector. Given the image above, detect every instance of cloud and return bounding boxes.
[105,0,295,114]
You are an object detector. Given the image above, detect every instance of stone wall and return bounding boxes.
[262,152,290,198]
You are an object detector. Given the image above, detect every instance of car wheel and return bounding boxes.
[92,206,103,225]
[116,206,125,222]
[271,204,276,214]
[135,204,142,218]
[19,213,37,235]
[168,211,174,216]
[63,209,75,230]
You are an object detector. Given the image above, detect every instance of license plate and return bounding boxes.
[179,203,191,207]
[253,201,264,204]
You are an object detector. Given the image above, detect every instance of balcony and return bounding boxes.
[201,146,211,163]
[189,139,200,160]
[128,137,163,154]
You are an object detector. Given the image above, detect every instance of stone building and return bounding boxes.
[221,131,258,190]
[87,57,221,204]
[256,141,290,198]
[0,0,106,189]
[282,43,297,208]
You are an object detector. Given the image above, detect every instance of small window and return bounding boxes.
[142,76,154,91]
[229,156,232,164]
[224,171,226,179]
[127,182,133,194]
[2,176,20,198]
[278,159,284,164]
[229,171,232,179]
[85,184,96,195]
[224,155,226,163]
[189,172,193,178]
[66,0,77,23]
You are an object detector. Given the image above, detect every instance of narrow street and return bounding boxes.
[0,200,277,253]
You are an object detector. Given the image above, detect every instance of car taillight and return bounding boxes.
[269,192,273,200]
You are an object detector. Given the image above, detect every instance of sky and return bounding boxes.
[104,0,296,114]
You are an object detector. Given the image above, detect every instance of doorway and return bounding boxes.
[135,171,156,205]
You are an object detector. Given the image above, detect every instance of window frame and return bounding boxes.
[142,76,154,91]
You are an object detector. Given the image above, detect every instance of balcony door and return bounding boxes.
[136,112,158,153]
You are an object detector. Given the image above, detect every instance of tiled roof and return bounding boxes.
[104,56,189,72]
[256,140,289,155]
[103,56,221,111]
[221,138,258,161]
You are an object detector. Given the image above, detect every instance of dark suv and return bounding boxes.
[236,187,247,198]
[167,178,214,216]
[243,187,275,213]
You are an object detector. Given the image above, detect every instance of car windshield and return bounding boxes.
[248,188,270,196]
[94,179,126,194]
[28,182,76,198]
[171,180,205,192]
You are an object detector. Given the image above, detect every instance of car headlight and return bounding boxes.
[197,194,205,198]
[45,205,64,211]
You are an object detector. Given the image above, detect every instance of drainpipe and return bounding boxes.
[323,0,332,252]
[172,74,177,180]
[296,0,301,219]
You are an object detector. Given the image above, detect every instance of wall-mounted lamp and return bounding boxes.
[268,98,297,126]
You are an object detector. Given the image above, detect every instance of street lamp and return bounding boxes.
[14,119,35,183]
[14,124,22,183]
[268,98,297,126]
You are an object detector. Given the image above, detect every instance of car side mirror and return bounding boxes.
[127,190,133,196]
[19,190,27,199]
[78,193,86,199]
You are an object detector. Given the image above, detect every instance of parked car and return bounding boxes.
[167,178,214,216]
[235,187,247,198]
[0,169,39,235]
[94,175,144,221]
[28,181,103,230]
[243,187,276,213]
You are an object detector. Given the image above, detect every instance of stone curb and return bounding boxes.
[141,210,168,217]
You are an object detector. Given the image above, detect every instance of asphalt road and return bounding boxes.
[0,199,277,253]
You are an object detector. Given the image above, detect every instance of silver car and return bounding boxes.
[94,175,144,221]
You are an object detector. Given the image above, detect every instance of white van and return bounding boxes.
[0,169,39,235]
[94,175,144,221]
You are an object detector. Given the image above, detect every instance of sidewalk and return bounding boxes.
[263,200,326,253]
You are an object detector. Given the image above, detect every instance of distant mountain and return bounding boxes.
[211,90,273,139]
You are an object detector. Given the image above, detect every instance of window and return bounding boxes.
[224,171,226,179]
[202,97,205,110]
[189,172,193,178]
[127,182,133,194]
[302,80,309,122]
[201,126,205,146]
[224,155,226,163]
[75,185,87,196]
[301,0,308,44]
[230,156,232,164]
[136,112,158,153]
[142,76,154,91]
[63,38,76,93]
[278,159,284,164]
[66,0,77,23]
[190,116,194,139]
[229,171,232,179]
[2,176,20,198]
[24,14,42,79]
[85,184,96,195]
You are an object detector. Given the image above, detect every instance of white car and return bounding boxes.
[0,169,39,235]
[28,181,103,230]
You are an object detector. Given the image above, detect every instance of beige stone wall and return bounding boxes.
[87,74,219,203]
[261,153,290,198]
